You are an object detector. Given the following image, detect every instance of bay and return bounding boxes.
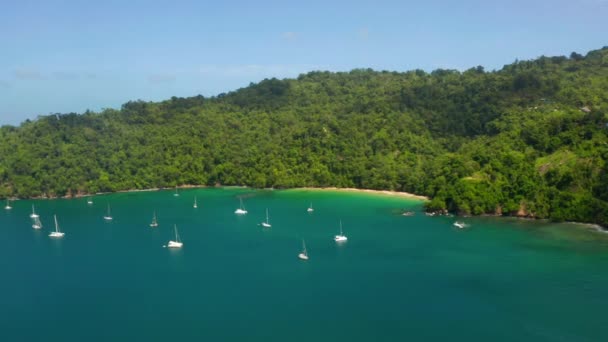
[1,187,607,341]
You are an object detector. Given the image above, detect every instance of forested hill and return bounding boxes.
[2,47,608,226]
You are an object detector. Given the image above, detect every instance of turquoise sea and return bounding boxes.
[1,187,608,341]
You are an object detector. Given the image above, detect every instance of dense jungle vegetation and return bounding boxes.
[1,47,608,226]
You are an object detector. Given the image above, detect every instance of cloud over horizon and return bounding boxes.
[358,27,369,41]
[281,31,298,41]
[14,68,46,80]
[148,73,177,84]
[198,64,325,78]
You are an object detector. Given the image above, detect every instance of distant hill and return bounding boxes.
[2,47,608,226]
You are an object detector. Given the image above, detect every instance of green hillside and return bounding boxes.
[2,47,608,226]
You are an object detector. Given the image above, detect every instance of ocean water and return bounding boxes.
[1,188,607,341]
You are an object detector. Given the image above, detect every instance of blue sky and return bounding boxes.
[1,0,607,125]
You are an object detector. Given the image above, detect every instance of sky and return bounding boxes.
[0,0,607,125]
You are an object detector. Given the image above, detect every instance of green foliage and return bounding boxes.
[1,47,608,226]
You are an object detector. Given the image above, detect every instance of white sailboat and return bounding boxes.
[298,239,309,260]
[261,208,271,228]
[234,198,247,215]
[49,215,65,237]
[150,211,158,227]
[103,204,113,221]
[174,187,179,197]
[30,205,39,218]
[334,220,348,242]
[32,216,42,229]
[307,202,314,212]
[4,199,12,210]
[168,224,183,248]
[193,196,198,209]
[453,221,466,229]
[87,197,93,205]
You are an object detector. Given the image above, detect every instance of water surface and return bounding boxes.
[1,188,607,341]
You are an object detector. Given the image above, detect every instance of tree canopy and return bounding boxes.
[2,47,608,226]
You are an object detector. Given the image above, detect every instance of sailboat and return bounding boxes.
[103,204,113,221]
[32,216,42,229]
[87,197,93,205]
[168,224,183,248]
[49,215,65,237]
[234,198,247,215]
[30,205,39,218]
[4,199,12,210]
[307,202,314,212]
[453,221,466,229]
[150,211,158,227]
[174,187,179,197]
[298,239,309,260]
[261,208,271,228]
[193,196,198,209]
[334,220,348,242]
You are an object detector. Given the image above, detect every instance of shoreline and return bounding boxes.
[11,185,608,230]
[20,185,428,201]
[292,187,429,201]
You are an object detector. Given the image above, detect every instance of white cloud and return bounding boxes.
[358,27,369,41]
[14,68,45,80]
[148,73,177,84]
[198,64,323,78]
[14,69,100,81]
[52,71,80,80]
[282,31,298,41]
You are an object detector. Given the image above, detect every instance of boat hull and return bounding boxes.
[334,235,348,242]
[168,241,183,248]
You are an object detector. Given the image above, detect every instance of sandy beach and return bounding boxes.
[295,187,429,200]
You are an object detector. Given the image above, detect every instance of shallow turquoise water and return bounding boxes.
[1,188,607,341]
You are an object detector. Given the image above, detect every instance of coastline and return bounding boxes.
[293,187,429,201]
[23,185,428,201]
[13,185,608,230]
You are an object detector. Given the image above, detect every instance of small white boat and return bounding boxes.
[193,196,198,209]
[307,202,314,212]
[453,221,466,229]
[150,211,158,228]
[30,205,39,218]
[87,197,93,205]
[174,187,179,197]
[261,208,271,228]
[334,220,348,242]
[298,239,309,260]
[4,199,12,210]
[168,224,183,248]
[32,216,42,229]
[234,198,247,215]
[103,204,113,221]
[49,215,65,238]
